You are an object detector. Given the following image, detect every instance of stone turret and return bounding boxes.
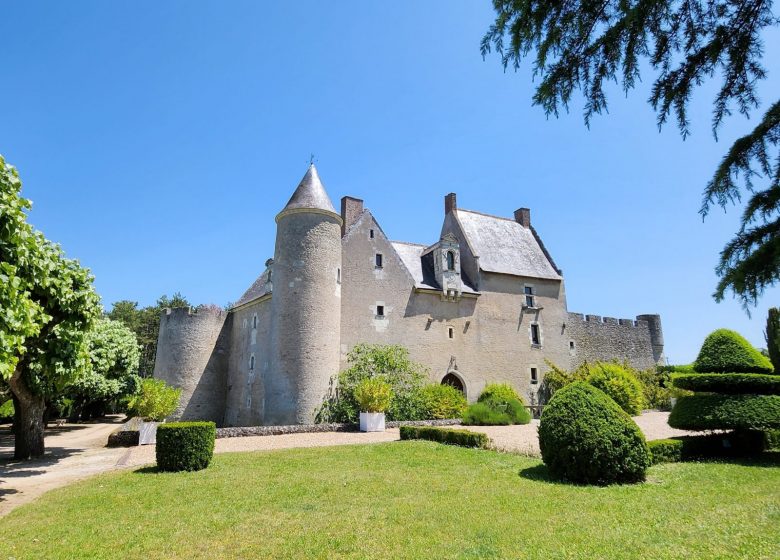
[266,164,343,424]
[636,314,665,364]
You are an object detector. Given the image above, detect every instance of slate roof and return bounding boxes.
[233,268,272,308]
[391,241,479,294]
[280,164,338,215]
[455,209,561,280]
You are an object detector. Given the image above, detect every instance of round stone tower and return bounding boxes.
[266,164,343,425]
[637,314,665,365]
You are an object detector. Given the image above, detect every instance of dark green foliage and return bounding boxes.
[538,382,650,485]
[765,429,780,450]
[672,373,780,395]
[657,364,696,374]
[586,363,645,415]
[767,308,780,372]
[399,426,490,449]
[156,421,216,472]
[418,384,467,419]
[477,383,521,403]
[634,368,673,410]
[482,3,779,310]
[462,396,531,426]
[648,439,683,465]
[668,394,780,431]
[675,432,768,458]
[694,329,773,374]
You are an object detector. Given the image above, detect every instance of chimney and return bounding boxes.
[514,207,531,228]
[340,196,364,236]
[445,193,457,215]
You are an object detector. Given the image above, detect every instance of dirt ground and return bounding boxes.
[0,411,692,517]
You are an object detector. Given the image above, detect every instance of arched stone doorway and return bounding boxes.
[441,372,465,395]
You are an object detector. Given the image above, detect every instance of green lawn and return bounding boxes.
[2,442,779,560]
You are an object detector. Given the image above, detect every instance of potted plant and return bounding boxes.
[128,378,182,445]
[354,377,392,432]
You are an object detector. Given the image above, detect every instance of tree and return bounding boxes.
[0,155,101,459]
[482,1,779,311]
[108,292,190,377]
[66,318,141,419]
[765,307,780,372]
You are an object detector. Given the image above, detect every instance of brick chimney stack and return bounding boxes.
[340,196,364,236]
[514,207,531,228]
[445,193,457,215]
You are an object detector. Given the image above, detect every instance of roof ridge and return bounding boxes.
[390,240,426,247]
[456,208,517,223]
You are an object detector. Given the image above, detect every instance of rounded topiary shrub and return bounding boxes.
[538,382,650,485]
[156,421,216,472]
[586,362,645,416]
[478,383,521,403]
[462,402,512,425]
[418,384,467,419]
[668,394,780,431]
[694,329,774,374]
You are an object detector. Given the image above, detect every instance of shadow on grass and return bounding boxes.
[134,465,160,474]
[680,450,780,467]
[517,463,567,485]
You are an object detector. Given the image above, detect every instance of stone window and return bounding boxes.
[524,285,535,308]
[569,340,576,355]
[252,314,257,329]
[249,354,255,371]
[530,367,538,384]
[376,305,385,318]
[337,268,341,284]
[446,251,455,271]
[448,326,454,339]
[530,323,541,346]
[369,229,375,239]
[375,253,383,268]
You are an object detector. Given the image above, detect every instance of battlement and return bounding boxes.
[568,312,644,328]
[162,305,226,320]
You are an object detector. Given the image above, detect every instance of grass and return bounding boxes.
[1,442,779,559]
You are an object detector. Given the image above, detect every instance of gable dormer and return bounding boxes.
[423,233,462,301]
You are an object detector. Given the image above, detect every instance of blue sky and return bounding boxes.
[2,1,778,364]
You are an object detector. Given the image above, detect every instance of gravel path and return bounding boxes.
[0,411,694,517]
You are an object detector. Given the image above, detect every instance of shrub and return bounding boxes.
[418,384,467,419]
[478,383,521,404]
[672,373,780,394]
[648,439,683,464]
[353,378,392,413]
[657,364,696,373]
[765,429,780,450]
[0,399,14,421]
[586,363,645,415]
[316,344,428,422]
[127,378,181,421]
[634,368,673,410]
[668,394,780,431]
[399,426,490,448]
[694,329,773,374]
[539,360,589,402]
[538,382,650,485]
[462,402,512,425]
[156,421,216,472]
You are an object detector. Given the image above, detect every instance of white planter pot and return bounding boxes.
[359,412,385,432]
[139,421,160,445]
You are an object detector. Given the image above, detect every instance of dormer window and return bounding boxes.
[446,251,455,271]
[375,253,383,268]
[524,286,535,308]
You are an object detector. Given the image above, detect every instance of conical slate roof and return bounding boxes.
[280,164,337,214]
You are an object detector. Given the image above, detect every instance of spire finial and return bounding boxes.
[309,153,316,166]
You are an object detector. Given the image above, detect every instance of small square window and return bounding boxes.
[569,341,575,350]
[530,367,538,384]
[376,305,385,317]
[531,324,541,346]
[448,327,454,339]
[375,254,383,268]
[369,229,375,239]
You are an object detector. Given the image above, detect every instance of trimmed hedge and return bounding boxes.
[586,362,645,415]
[693,329,773,374]
[648,439,683,464]
[538,382,650,485]
[156,421,216,472]
[672,373,780,395]
[668,394,780,431]
[478,383,521,403]
[462,397,531,426]
[399,426,490,448]
[657,364,696,374]
[418,384,467,419]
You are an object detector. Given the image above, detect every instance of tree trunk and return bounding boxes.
[8,365,47,459]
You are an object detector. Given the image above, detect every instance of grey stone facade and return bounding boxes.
[153,164,664,426]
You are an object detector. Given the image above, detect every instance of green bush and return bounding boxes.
[354,378,392,413]
[156,421,216,472]
[0,399,14,421]
[674,432,768,458]
[418,384,467,419]
[694,329,773,374]
[462,402,512,425]
[539,360,589,402]
[765,429,780,450]
[127,378,181,421]
[538,382,650,485]
[399,426,490,448]
[586,363,645,415]
[672,373,780,395]
[668,394,780,431]
[478,383,521,403]
[635,368,673,410]
[657,364,696,374]
[648,439,683,464]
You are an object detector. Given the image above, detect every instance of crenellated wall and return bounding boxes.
[153,306,230,423]
[565,312,663,371]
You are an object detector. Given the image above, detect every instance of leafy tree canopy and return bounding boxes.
[482,1,779,310]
